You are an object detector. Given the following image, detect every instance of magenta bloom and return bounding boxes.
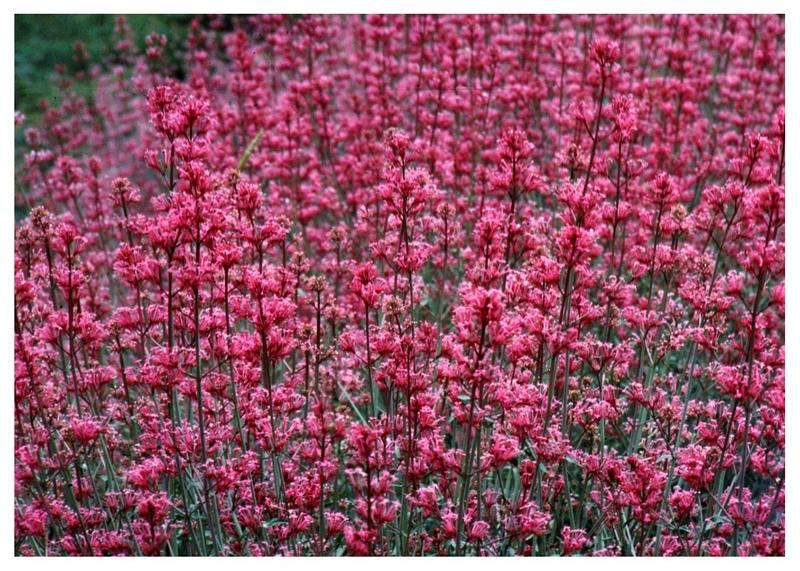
[14,14,784,557]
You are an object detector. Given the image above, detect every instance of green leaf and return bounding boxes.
[236,129,265,172]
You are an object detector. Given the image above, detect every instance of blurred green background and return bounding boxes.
[14,15,193,221]
[15,14,193,118]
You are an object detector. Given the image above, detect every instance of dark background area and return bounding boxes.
[15,14,193,119]
[14,15,193,221]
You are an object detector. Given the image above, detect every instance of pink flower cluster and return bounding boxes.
[14,14,784,556]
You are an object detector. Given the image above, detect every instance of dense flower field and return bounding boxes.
[13,14,784,556]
